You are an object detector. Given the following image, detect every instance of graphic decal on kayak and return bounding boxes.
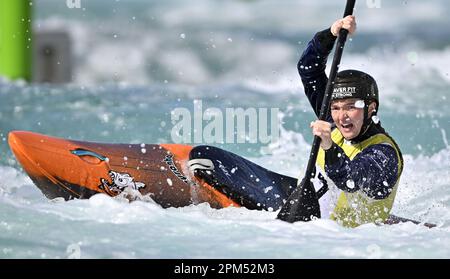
[99,170,146,195]
[163,154,190,184]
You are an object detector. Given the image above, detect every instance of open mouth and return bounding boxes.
[341,123,354,129]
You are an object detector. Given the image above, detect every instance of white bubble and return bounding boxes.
[355,100,365,108]
[166,178,173,186]
[264,186,273,193]
[346,180,355,189]
[180,33,186,39]
[372,115,380,124]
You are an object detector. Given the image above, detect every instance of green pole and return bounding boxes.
[0,0,32,81]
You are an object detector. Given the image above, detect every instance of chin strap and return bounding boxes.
[362,102,372,132]
[350,101,376,143]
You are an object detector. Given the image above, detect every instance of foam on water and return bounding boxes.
[0,129,449,258]
[34,1,450,88]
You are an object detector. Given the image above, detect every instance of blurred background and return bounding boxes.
[0,0,448,153]
[16,0,450,86]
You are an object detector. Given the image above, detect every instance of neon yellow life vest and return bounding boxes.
[316,129,403,228]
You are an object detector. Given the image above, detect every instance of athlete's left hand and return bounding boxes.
[310,120,333,150]
[331,15,357,37]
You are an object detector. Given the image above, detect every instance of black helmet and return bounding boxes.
[332,69,379,109]
[332,70,380,138]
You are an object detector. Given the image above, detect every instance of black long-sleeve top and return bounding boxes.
[297,28,400,199]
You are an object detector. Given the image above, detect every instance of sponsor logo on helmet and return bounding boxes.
[332,86,357,99]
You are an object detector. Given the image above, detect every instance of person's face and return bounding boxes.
[331,98,366,140]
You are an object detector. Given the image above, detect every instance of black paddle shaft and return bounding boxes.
[304,1,356,183]
[277,0,356,222]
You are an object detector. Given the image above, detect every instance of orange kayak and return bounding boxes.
[8,130,436,228]
[8,130,239,208]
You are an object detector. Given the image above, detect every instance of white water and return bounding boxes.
[1,132,448,259]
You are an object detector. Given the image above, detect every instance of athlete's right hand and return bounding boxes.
[331,15,356,37]
[310,120,333,150]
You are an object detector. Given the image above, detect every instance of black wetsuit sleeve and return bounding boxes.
[324,143,399,199]
[297,28,336,122]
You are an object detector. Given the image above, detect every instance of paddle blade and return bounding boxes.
[277,177,320,223]
[384,214,437,229]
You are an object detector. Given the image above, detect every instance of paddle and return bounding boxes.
[277,0,356,223]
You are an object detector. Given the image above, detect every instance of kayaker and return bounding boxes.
[298,15,404,227]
